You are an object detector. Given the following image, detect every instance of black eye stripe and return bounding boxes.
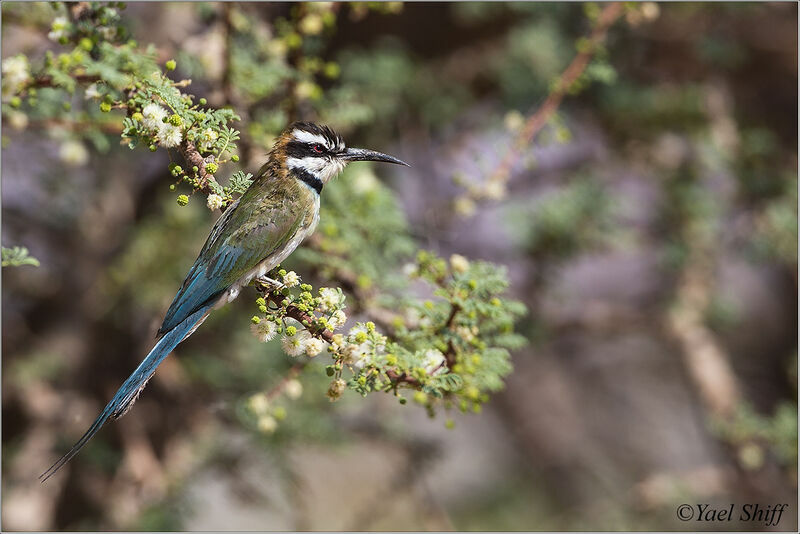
[286,140,328,158]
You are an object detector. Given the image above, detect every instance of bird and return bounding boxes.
[40,121,408,482]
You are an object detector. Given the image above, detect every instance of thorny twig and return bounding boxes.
[439,303,460,368]
[465,1,624,204]
[254,282,423,388]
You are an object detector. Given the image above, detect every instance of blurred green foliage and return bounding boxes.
[1,245,40,267]
[713,401,798,473]
[1,1,796,531]
[1,1,528,435]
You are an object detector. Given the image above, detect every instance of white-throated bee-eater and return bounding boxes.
[41,122,408,481]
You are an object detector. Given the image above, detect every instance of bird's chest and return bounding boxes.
[223,195,319,304]
[271,195,320,265]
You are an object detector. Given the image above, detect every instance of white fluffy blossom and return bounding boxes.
[455,325,478,342]
[318,287,343,312]
[449,253,470,274]
[282,271,300,287]
[348,324,368,338]
[59,140,89,167]
[257,415,277,433]
[247,392,269,415]
[343,325,386,369]
[504,110,525,132]
[142,103,168,131]
[7,111,28,130]
[454,196,476,217]
[158,123,183,148]
[421,349,447,374]
[304,337,325,357]
[198,127,218,152]
[84,83,101,100]
[2,55,30,96]
[327,309,347,329]
[343,341,371,369]
[330,334,345,352]
[47,16,70,42]
[281,329,310,357]
[98,26,116,41]
[206,194,224,211]
[284,379,303,400]
[402,263,417,277]
[250,320,277,343]
[484,180,506,200]
[281,335,304,357]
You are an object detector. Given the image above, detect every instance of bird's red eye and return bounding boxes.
[312,144,323,153]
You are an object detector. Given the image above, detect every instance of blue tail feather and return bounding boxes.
[39,304,211,482]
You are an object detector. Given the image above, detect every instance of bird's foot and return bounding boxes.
[254,276,284,292]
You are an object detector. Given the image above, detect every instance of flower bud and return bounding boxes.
[450,254,470,273]
[327,378,346,401]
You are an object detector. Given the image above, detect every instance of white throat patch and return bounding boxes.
[287,156,347,185]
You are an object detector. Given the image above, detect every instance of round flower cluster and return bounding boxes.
[280,322,327,358]
[59,140,89,167]
[340,322,387,370]
[282,270,300,287]
[47,16,70,42]
[84,84,102,100]
[206,193,224,211]
[449,254,470,274]
[197,128,219,153]
[317,287,344,312]
[327,378,346,401]
[420,348,447,375]
[327,309,347,329]
[1,55,30,97]
[250,319,277,343]
[244,376,305,434]
[284,379,303,400]
[139,103,183,148]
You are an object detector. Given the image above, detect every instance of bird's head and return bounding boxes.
[271,122,408,192]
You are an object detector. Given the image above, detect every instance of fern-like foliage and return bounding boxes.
[2,246,40,268]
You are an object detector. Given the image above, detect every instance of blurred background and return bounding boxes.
[2,2,797,531]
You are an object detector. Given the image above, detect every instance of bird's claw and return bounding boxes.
[254,276,284,293]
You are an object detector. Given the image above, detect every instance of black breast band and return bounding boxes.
[293,168,323,194]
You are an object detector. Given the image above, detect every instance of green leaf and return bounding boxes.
[227,170,254,194]
[2,246,40,267]
[428,373,464,392]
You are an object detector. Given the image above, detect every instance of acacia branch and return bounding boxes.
[177,139,229,211]
[440,303,460,368]
[23,74,101,95]
[473,1,624,201]
[255,283,422,388]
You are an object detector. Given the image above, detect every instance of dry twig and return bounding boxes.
[466,1,624,203]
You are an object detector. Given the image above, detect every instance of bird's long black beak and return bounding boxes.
[342,147,410,167]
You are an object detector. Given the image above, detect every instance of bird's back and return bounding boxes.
[158,170,317,336]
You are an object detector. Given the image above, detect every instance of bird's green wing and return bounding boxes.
[157,189,305,336]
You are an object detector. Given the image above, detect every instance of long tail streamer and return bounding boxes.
[39,304,211,482]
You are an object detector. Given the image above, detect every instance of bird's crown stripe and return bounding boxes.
[292,129,330,146]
